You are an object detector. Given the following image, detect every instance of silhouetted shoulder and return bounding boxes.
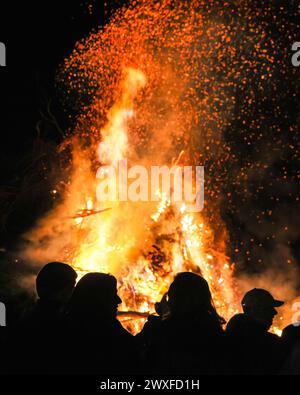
[226,313,251,332]
[227,313,276,334]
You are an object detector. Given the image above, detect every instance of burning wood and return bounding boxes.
[117,311,150,319]
[70,207,111,219]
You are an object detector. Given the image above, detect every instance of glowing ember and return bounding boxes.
[23,0,298,334]
[61,63,240,333]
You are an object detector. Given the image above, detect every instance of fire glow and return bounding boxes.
[68,67,239,333]
[23,0,291,334]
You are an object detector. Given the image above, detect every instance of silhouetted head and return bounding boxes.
[36,262,77,304]
[167,272,225,325]
[242,288,284,330]
[68,273,122,320]
[282,323,300,348]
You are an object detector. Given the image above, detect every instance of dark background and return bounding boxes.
[0,1,116,245]
[0,1,111,162]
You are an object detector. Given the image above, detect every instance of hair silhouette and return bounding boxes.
[67,272,121,322]
[168,272,225,326]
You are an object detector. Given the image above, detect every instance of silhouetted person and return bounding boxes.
[280,323,300,374]
[23,262,77,329]
[226,288,285,375]
[6,262,77,373]
[139,272,227,374]
[64,272,138,374]
[135,292,170,367]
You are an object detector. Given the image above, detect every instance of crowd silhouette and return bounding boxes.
[1,262,300,375]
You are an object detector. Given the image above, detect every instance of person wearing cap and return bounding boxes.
[241,288,284,331]
[226,288,285,375]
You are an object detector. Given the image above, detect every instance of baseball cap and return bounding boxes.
[242,288,284,309]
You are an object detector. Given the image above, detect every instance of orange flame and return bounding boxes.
[62,67,240,333]
[24,1,291,334]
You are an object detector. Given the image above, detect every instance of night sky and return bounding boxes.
[0,0,299,284]
[0,1,113,242]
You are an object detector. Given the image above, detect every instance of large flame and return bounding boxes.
[23,0,289,334]
[62,67,239,333]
